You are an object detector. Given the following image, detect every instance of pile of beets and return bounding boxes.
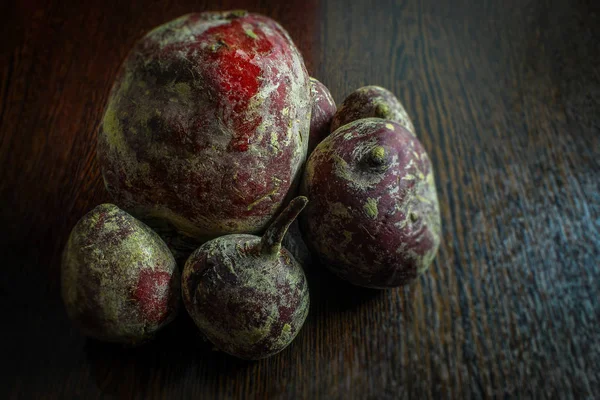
[61,11,441,360]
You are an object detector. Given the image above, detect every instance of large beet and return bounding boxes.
[98,11,311,241]
[61,204,180,344]
[301,118,441,288]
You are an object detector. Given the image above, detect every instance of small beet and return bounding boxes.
[182,197,310,359]
[301,119,440,288]
[330,86,416,135]
[97,11,311,241]
[61,204,180,344]
[308,77,336,154]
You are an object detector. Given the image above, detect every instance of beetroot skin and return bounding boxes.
[330,86,415,135]
[300,119,441,288]
[98,11,311,241]
[182,197,309,359]
[308,77,336,154]
[61,204,180,344]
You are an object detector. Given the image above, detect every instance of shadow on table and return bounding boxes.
[84,257,390,398]
[84,310,253,398]
[303,259,385,312]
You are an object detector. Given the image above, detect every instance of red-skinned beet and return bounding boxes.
[300,119,440,288]
[98,11,311,241]
[182,197,309,360]
[308,77,336,154]
[61,204,180,344]
[330,86,416,135]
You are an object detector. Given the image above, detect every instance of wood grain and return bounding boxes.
[1,0,599,398]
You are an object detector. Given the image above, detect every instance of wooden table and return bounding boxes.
[2,0,599,398]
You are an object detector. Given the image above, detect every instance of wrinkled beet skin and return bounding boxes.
[330,86,416,135]
[182,235,309,359]
[98,11,311,241]
[308,77,336,154]
[300,118,441,288]
[61,204,180,344]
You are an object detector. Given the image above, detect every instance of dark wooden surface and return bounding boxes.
[2,0,599,398]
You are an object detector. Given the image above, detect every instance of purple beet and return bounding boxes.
[182,197,310,359]
[330,85,416,135]
[308,77,336,154]
[97,11,311,242]
[301,119,440,288]
[61,204,180,344]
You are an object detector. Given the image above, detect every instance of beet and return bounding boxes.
[300,119,440,288]
[61,204,180,344]
[182,197,309,360]
[308,77,336,154]
[97,11,311,241]
[330,86,416,135]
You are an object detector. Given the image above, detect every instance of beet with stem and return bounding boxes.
[182,197,310,359]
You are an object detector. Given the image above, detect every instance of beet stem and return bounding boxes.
[261,196,308,256]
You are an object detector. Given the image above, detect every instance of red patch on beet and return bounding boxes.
[134,268,172,323]
[203,20,274,152]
